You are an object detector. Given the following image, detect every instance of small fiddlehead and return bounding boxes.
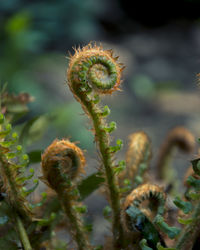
[122,184,166,248]
[119,131,152,191]
[155,127,195,191]
[67,43,125,248]
[123,184,180,248]
[123,184,166,226]
[41,139,85,191]
[41,139,91,250]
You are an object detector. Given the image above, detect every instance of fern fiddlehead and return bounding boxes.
[41,139,91,250]
[156,126,195,181]
[67,43,125,248]
[123,184,181,248]
[122,131,152,190]
[123,184,166,226]
[122,184,166,248]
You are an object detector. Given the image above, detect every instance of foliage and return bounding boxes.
[0,43,200,250]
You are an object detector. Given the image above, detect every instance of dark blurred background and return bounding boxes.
[1,0,200,244]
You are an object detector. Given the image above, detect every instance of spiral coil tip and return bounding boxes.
[122,184,166,233]
[67,42,124,94]
[167,126,195,153]
[41,139,86,190]
[123,184,165,210]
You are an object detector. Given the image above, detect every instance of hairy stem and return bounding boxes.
[41,139,92,249]
[88,101,124,248]
[67,43,126,248]
[58,192,91,250]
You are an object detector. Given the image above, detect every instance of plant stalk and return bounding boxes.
[16,215,32,250]
[58,192,91,250]
[85,100,125,249]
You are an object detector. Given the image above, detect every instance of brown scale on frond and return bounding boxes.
[123,184,166,225]
[123,184,166,210]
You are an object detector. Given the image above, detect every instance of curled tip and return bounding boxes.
[126,131,151,162]
[156,126,195,180]
[165,127,195,153]
[123,131,152,182]
[123,184,166,211]
[67,42,124,95]
[41,139,86,191]
[122,184,166,232]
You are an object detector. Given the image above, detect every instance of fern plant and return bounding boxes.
[0,43,200,250]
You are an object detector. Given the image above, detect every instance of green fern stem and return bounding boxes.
[67,44,125,248]
[57,192,91,250]
[86,98,124,247]
[15,214,32,250]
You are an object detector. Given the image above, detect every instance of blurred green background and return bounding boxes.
[1,0,200,164]
[1,0,200,244]
[1,0,200,158]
